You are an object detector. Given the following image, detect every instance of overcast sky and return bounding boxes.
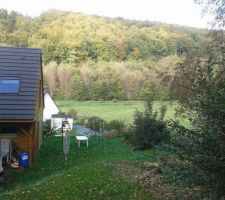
[0,0,211,28]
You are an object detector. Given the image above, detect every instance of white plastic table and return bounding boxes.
[76,136,88,148]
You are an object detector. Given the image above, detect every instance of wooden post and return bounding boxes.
[29,125,33,166]
[101,120,104,149]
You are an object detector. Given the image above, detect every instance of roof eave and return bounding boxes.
[0,119,33,123]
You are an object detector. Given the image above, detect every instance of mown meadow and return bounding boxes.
[57,100,190,127]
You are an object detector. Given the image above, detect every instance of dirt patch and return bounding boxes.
[111,161,142,184]
[111,160,201,200]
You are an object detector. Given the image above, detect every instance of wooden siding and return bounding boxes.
[32,56,44,160]
[0,123,33,165]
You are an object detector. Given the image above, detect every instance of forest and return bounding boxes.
[1,0,225,198]
[0,9,209,100]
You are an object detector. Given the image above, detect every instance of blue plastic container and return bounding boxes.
[19,152,29,167]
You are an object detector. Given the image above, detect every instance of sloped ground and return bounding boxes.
[0,137,158,200]
[112,160,201,200]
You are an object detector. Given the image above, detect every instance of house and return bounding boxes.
[0,47,44,166]
[51,114,73,131]
[43,92,60,121]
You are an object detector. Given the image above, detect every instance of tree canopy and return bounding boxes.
[0,9,210,100]
[0,9,209,64]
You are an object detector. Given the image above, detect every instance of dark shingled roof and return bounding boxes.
[0,47,42,120]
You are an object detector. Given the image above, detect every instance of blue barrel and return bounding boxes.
[19,152,29,167]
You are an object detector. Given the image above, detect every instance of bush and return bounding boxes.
[112,98,119,103]
[79,116,104,131]
[103,129,118,139]
[132,99,169,149]
[88,116,104,131]
[43,120,51,136]
[43,120,57,137]
[67,108,77,119]
[121,126,133,144]
[104,120,126,136]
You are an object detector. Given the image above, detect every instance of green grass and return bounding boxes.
[57,100,144,123]
[57,100,190,127]
[0,137,159,200]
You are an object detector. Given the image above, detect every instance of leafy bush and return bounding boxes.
[120,126,133,144]
[169,118,225,198]
[132,99,169,149]
[104,120,126,136]
[67,108,77,119]
[58,111,66,116]
[43,120,51,136]
[103,129,118,139]
[79,116,104,131]
[43,120,57,137]
[112,98,119,103]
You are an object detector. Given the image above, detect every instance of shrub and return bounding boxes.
[89,116,104,131]
[43,120,57,137]
[67,108,77,119]
[103,129,118,139]
[104,120,126,136]
[58,111,66,115]
[43,120,51,136]
[132,99,169,149]
[112,98,119,103]
[79,116,104,131]
[121,126,133,144]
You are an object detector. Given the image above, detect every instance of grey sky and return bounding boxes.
[0,0,211,28]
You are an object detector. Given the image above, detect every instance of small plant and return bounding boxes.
[43,120,57,137]
[67,108,77,119]
[43,120,51,136]
[121,126,133,144]
[132,99,169,150]
[103,129,118,139]
[112,98,118,103]
[58,111,66,116]
[104,120,126,136]
[79,116,104,131]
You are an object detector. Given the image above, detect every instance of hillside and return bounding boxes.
[0,9,210,100]
[0,9,208,62]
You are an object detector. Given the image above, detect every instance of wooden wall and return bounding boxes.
[32,65,44,161]
[0,123,33,165]
[12,130,30,152]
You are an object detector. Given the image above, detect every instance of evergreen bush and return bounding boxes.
[132,99,169,149]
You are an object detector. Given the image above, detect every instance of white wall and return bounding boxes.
[43,93,60,121]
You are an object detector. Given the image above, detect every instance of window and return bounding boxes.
[0,79,20,93]
[0,126,18,136]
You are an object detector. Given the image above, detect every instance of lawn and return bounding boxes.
[57,100,190,127]
[0,137,159,200]
[57,100,145,123]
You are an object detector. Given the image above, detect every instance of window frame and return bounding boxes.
[0,78,20,94]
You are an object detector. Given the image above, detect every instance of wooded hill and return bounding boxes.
[0,9,209,100]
